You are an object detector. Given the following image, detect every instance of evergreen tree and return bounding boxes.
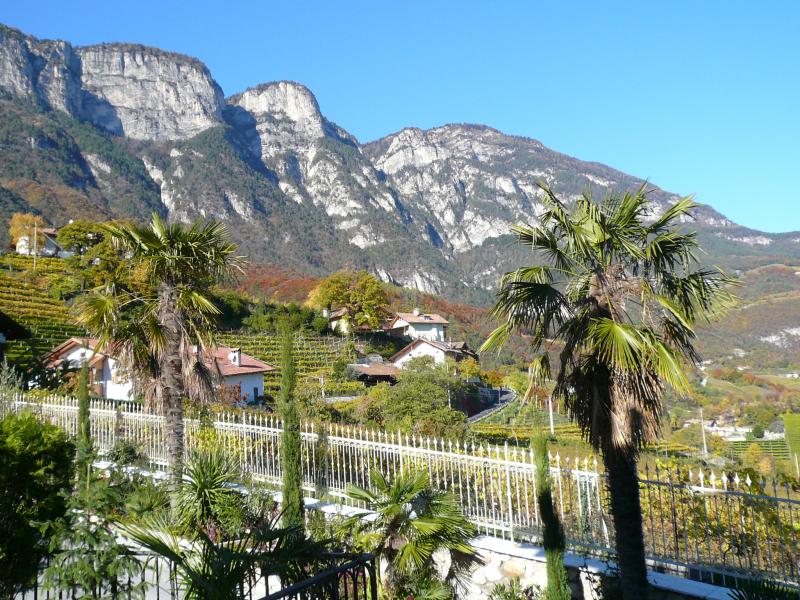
[280,328,304,529]
[527,355,570,600]
[533,429,571,600]
[75,356,93,478]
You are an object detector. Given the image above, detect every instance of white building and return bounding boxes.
[15,227,72,258]
[389,338,476,368]
[387,310,448,342]
[44,338,275,403]
[327,307,351,335]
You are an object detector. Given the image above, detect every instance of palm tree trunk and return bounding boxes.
[158,283,186,503]
[604,451,649,599]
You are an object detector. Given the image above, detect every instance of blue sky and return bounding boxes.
[3,1,798,231]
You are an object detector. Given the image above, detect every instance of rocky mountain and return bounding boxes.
[1,22,799,306]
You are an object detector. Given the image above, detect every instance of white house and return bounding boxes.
[389,338,476,368]
[387,310,448,342]
[15,227,72,258]
[326,307,351,335]
[44,338,275,403]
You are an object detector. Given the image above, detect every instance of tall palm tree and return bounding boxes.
[76,214,243,492]
[482,185,734,598]
[345,469,479,598]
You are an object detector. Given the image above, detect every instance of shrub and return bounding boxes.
[0,412,74,596]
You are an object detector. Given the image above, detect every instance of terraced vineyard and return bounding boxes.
[216,332,356,395]
[781,413,800,460]
[727,438,791,460]
[0,267,85,370]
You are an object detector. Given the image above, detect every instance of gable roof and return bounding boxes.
[392,312,449,326]
[327,307,349,320]
[43,337,101,367]
[388,338,474,363]
[44,338,275,377]
[349,362,401,378]
[205,347,276,377]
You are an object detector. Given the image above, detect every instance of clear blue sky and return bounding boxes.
[3,1,798,232]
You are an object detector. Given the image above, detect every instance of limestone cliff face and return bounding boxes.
[366,124,731,254]
[229,82,399,241]
[77,44,224,140]
[0,26,82,114]
[0,24,224,141]
[0,22,776,303]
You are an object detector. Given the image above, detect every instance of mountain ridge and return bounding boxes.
[0,22,798,307]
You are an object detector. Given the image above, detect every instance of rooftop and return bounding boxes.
[393,311,449,325]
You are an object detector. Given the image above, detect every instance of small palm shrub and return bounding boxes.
[730,578,799,600]
[345,469,480,598]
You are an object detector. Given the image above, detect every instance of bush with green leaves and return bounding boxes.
[0,356,23,400]
[45,467,147,597]
[344,356,469,438]
[279,329,304,530]
[0,411,74,596]
[489,579,543,600]
[532,428,571,600]
[242,300,325,334]
[175,447,275,539]
[122,515,323,599]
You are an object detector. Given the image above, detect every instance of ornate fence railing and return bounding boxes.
[6,394,800,590]
[259,554,377,600]
[15,551,376,600]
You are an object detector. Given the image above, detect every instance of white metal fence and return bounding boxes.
[7,394,800,589]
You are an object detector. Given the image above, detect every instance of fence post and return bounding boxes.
[504,442,515,541]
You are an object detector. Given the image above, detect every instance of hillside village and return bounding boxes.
[2,215,799,476]
[0,15,799,599]
[2,204,798,600]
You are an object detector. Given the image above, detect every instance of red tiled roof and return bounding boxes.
[393,312,449,325]
[206,347,276,377]
[45,339,275,377]
[43,337,102,367]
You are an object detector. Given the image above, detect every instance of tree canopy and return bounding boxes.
[8,212,45,246]
[306,270,389,329]
[482,184,735,598]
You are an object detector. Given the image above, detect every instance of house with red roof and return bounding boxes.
[44,338,275,403]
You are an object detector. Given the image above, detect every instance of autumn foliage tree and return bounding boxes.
[306,270,389,329]
[8,212,46,248]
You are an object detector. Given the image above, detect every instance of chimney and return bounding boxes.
[412,307,420,316]
[228,348,241,366]
[322,308,329,318]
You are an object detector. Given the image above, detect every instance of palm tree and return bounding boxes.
[345,469,479,598]
[122,516,322,600]
[482,185,734,598]
[75,214,243,493]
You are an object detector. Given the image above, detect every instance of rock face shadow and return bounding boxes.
[79,90,124,136]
